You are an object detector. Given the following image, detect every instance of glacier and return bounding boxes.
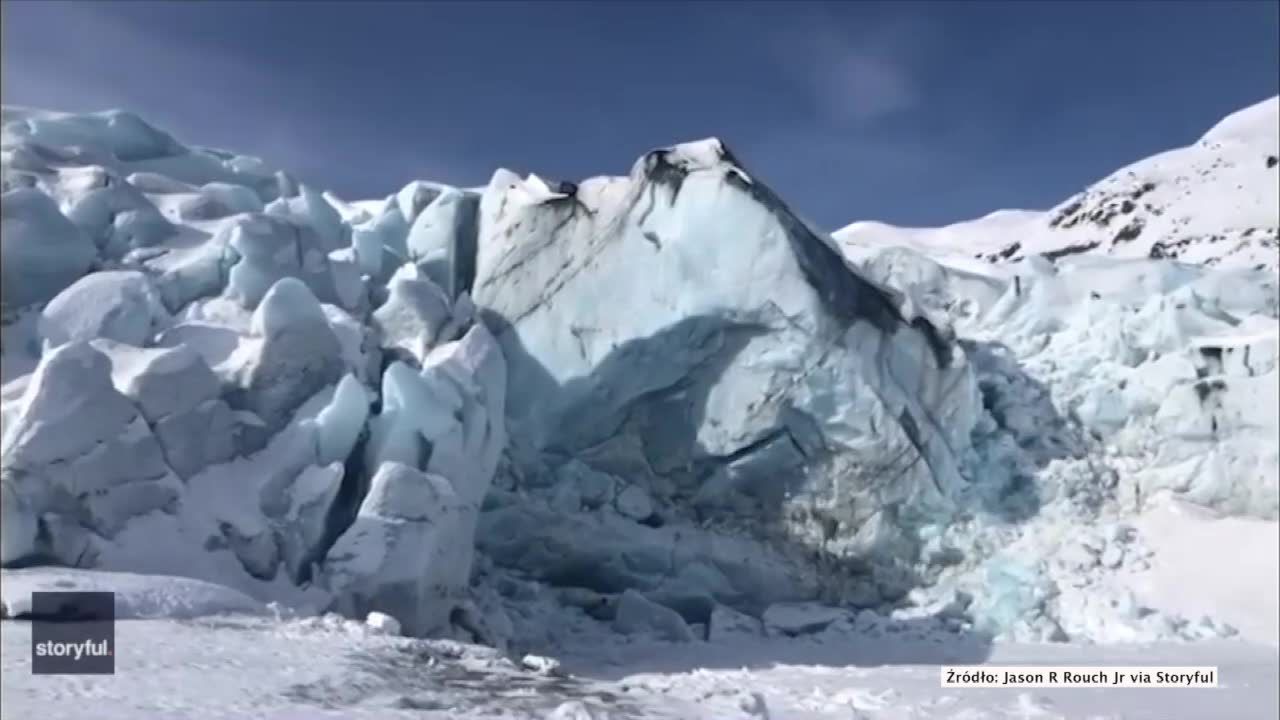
[0,95,1277,686]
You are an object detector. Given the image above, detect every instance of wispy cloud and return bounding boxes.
[773,11,936,128]
[817,51,917,125]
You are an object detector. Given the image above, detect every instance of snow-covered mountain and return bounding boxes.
[836,96,1280,272]
[1,100,1277,720]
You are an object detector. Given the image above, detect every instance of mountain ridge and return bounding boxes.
[835,96,1280,272]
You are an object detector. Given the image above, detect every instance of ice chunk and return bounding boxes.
[365,611,402,636]
[265,184,344,252]
[314,374,370,465]
[762,602,849,636]
[371,272,454,363]
[1,188,96,308]
[250,277,329,339]
[1,342,182,561]
[1,341,139,466]
[271,462,345,583]
[404,187,479,298]
[230,279,344,439]
[94,338,218,417]
[225,214,306,309]
[613,589,695,642]
[614,484,654,522]
[323,462,477,637]
[708,603,764,642]
[321,303,379,384]
[379,361,461,436]
[353,228,384,276]
[90,338,234,476]
[395,180,446,224]
[152,398,237,479]
[547,701,597,720]
[418,324,508,506]
[39,271,169,348]
[223,213,356,312]
[557,459,618,509]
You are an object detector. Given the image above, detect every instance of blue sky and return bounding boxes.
[3,1,1277,229]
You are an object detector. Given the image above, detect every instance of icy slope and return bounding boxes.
[836,96,1280,271]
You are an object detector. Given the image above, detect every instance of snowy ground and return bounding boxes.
[1129,500,1279,646]
[3,611,1277,720]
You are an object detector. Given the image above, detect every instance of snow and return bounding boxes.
[0,568,266,619]
[1130,498,1279,645]
[835,96,1280,272]
[1,109,184,164]
[2,612,1277,719]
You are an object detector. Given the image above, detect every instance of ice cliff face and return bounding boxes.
[471,140,981,614]
[1,100,1276,646]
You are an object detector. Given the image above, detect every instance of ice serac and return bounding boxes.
[323,324,506,636]
[224,212,359,313]
[371,266,463,365]
[471,138,979,608]
[230,278,345,444]
[89,338,236,480]
[1,342,181,566]
[405,187,480,298]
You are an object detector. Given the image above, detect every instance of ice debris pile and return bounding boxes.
[2,100,1277,648]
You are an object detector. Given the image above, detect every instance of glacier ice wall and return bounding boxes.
[2,104,1275,646]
